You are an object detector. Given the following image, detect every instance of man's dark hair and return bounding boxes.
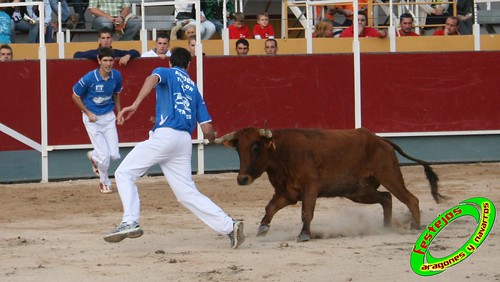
[358,11,367,20]
[265,38,277,48]
[157,32,170,42]
[0,44,12,53]
[98,27,114,37]
[235,38,249,48]
[400,13,414,23]
[98,47,115,59]
[170,47,191,69]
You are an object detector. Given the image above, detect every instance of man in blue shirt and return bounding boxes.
[104,47,245,249]
[0,3,11,44]
[73,27,139,66]
[72,47,122,194]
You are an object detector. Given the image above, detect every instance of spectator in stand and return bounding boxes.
[235,38,249,55]
[416,0,450,34]
[73,27,140,66]
[184,25,196,38]
[88,0,141,41]
[67,0,88,29]
[0,44,12,61]
[187,35,196,57]
[203,0,235,36]
[0,0,11,44]
[433,16,460,35]
[141,33,171,58]
[396,13,419,36]
[13,0,54,43]
[253,12,274,39]
[174,0,215,40]
[47,0,79,29]
[313,20,334,38]
[456,0,473,35]
[228,12,250,39]
[339,11,387,38]
[170,19,190,40]
[264,38,277,55]
[332,0,368,27]
[315,5,335,22]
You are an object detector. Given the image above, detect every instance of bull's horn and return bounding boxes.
[259,128,273,139]
[214,131,236,145]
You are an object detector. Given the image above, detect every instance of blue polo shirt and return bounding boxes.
[151,66,211,133]
[73,69,123,115]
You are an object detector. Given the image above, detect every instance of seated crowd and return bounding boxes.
[0,0,477,60]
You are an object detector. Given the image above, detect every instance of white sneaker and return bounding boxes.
[104,221,143,243]
[228,220,245,249]
[100,182,113,194]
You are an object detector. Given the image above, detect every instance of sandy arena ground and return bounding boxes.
[1,162,499,282]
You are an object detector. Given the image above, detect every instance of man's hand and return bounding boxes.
[358,24,365,36]
[434,7,445,15]
[201,123,216,144]
[117,105,138,125]
[119,54,131,66]
[87,112,97,123]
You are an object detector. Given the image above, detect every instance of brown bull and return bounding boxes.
[215,127,444,242]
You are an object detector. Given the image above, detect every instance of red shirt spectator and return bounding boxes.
[339,26,384,37]
[229,25,251,39]
[339,12,387,38]
[396,29,419,36]
[253,24,275,39]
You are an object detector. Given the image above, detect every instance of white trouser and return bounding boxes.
[83,111,120,186]
[181,20,216,40]
[115,127,234,235]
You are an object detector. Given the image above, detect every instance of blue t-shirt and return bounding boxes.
[152,66,211,133]
[0,11,11,44]
[73,69,123,115]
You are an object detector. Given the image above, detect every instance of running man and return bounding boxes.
[72,47,122,194]
[104,47,245,249]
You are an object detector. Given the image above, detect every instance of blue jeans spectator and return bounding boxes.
[48,0,71,22]
[209,18,233,36]
[14,21,54,43]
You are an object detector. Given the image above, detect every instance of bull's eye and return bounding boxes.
[250,142,261,158]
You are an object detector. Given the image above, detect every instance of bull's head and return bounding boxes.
[215,127,274,185]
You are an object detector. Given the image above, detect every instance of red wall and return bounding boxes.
[1,52,500,151]
[361,52,500,132]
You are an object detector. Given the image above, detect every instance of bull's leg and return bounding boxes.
[297,193,318,242]
[348,191,393,227]
[377,170,421,229]
[258,194,297,236]
[386,186,420,229]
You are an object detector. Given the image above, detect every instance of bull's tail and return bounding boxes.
[383,138,445,203]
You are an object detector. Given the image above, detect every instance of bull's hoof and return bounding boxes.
[257,224,270,236]
[296,233,311,242]
[411,222,422,230]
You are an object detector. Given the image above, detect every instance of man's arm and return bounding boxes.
[117,75,159,124]
[119,6,131,20]
[200,122,216,144]
[113,93,121,114]
[73,49,99,59]
[88,7,113,20]
[113,49,140,59]
[72,93,97,122]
